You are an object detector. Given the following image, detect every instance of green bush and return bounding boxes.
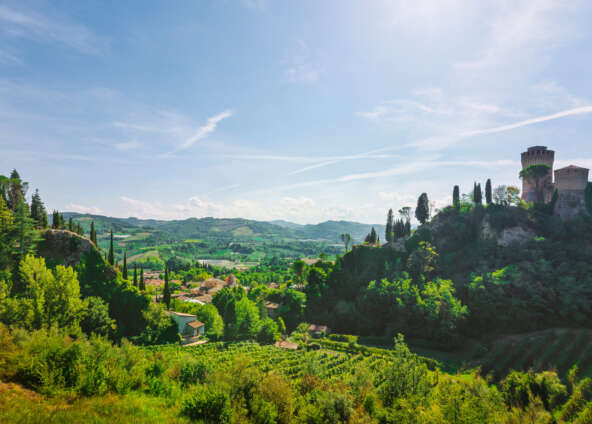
[179,359,210,386]
[181,386,231,424]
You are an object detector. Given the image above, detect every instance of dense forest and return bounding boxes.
[2,169,592,423]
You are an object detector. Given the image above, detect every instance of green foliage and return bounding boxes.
[485,178,492,204]
[415,192,430,224]
[453,185,460,208]
[585,182,592,215]
[181,386,231,423]
[179,360,210,386]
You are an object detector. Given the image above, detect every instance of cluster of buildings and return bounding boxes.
[520,146,590,219]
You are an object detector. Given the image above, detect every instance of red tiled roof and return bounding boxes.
[187,320,204,328]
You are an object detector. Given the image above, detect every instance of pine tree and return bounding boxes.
[385,208,394,242]
[122,251,128,280]
[58,213,65,229]
[29,189,47,228]
[163,265,171,309]
[453,185,460,208]
[485,179,492,205]
[7,169,27,211]
[68,217,74,231]
[139,267,146,291]
[13,197,39,260]
[415,193,430,224]
[90,221,97,245]
[76,222,83,235]
[108,230,114,266]
[133,263,138,287]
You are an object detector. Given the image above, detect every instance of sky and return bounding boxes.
[1,0,592,224]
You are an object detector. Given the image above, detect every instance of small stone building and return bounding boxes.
[168,311,205,344]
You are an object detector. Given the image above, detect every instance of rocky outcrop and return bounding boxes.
[480,217,536,247]
[383,239,407,252]
[38,229,99,267]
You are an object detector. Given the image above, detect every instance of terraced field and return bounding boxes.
[148,341,402,382]
[478,328,592,379]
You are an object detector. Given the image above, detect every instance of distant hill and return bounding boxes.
[63,213,385,244]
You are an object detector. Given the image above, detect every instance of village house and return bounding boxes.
[168,311,205,344]
[264,301,281,319]
[308,324,330,338]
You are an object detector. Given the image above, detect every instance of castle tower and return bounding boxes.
[554,165,589,219]
[520,146,555,202]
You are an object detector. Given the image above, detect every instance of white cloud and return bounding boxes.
[179,110,233,150]
[454,1,576,70]
[0,5,107,55]
[68,204,103,215]
[119,194,377,224]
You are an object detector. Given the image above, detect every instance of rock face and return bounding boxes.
[383,239,407,252]
[480,217,536,247]
[38,229,98,267]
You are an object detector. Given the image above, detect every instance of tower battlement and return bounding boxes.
[520,146,555,203]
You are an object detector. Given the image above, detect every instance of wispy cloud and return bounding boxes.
[114,140,141,151]
[283,40,322,84]
[0,5,107,55]
[68,203,103,215]
[178,110,233,150]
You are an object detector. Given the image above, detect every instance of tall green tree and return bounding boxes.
[0,196,14,270]
[415,193,430,225]
[586,182,592,215]
[133,263,138,287]
[485,179,492,204]
[29,189,47,228]
[292,260,307,284]
[163,265,171,309]
[453,185,460,208]
[519,164,551,203]
[108,230,114,266]
[7,169,27,211]
[13,197,38,261]
[90,221,97,245]
[385,208,394,242]
[51,210,60,229]
[473,182,482,205]
[340,233,352,251]
[122,251,128,280]
[139,266,146,291]
[68,217,74,231]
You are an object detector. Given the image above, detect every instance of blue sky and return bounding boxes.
[1,0,592,224]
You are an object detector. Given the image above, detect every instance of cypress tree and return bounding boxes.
[485,179,492,204]
[122,251,128,280]
[52,210,59,229]
[453,185,460,208]
[163,265,171,309]
[68,217,74,231]
[139,267,146,291]
[586,182,592,215]
[385,208,394,242]
[133,263,138,287]
[108,230,114,266]
[90,221,97,245]
[474,183,482,205]
[415,193,430,224]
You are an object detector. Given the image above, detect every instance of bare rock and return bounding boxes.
[38,229,98,267]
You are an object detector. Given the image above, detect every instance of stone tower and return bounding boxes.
[554,165,589,220]
[520,146,555,203]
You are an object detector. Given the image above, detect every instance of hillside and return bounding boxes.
[62,212,385,267]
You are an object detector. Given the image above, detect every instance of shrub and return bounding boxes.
[181,386,231,424]
[179,359,210,386]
